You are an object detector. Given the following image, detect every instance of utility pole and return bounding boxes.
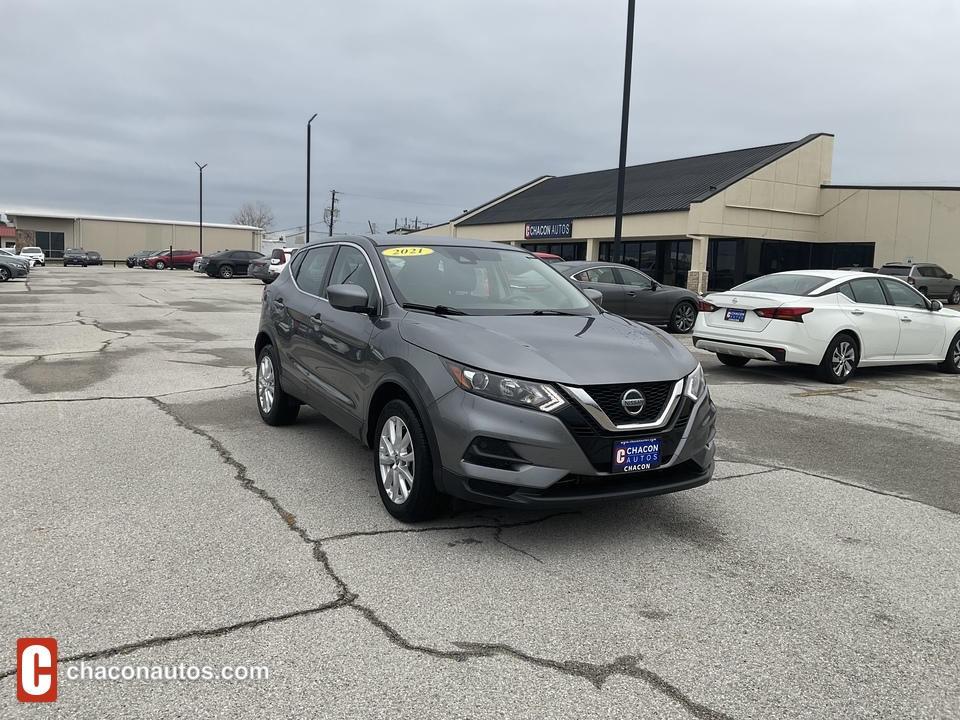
[612,0,636,264]
[325,189,339,236]
[306,113,317,244]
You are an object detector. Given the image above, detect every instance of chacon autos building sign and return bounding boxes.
[524,220,572,240]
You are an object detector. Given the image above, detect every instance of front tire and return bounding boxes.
[374,399,445,522]
[218,265,234,279]
[937,332,960,374]
[667,301,697,333]
[256,345,300,425]
[948,287,960,305]
[0,266,10,282]
[154,260,167,270]
[717,353,750,368]
[818,333,858,384]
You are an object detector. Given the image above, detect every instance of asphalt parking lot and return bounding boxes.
[2,266,958,719]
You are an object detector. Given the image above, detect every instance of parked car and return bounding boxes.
[255,236,715,522]
[248,247,298,284]
[532,252,564,263]
[0,248,36,268]
[836,266,878,273]
[19,246,46,266]
[0,249,30,281]
[553,261,700,333]
[192,256,205,272]
[141,249,201,270]
[693,270,960,383]
[127,250,158,268]
[202,249,264,279]
[63,248,89,267]
[85,250,103,266]
[876,262,960,304]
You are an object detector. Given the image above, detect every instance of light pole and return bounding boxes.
[195,162,207,255]
[612,0,635,264]
[307,113,317,243]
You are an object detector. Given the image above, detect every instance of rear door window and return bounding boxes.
[848,278,887,305]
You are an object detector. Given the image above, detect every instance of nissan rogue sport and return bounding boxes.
[254,236,716,522]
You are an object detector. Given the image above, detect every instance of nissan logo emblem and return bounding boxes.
[620,389,645,416]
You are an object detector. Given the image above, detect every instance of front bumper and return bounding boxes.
[429,384,716,508]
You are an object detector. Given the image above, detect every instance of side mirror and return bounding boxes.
[948,273,954,279]
[327,283,374,314]
[583,288,603,306]
[650,281,660,291]
[930,299,943,311]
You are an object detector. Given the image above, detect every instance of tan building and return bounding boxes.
[412,133,960,292]
[0,209,263,262]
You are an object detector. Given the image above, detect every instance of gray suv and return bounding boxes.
[254,236,716,522]
[877,262,960,304]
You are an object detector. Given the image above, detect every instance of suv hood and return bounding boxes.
[398,312,696,385]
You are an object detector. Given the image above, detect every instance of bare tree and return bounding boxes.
[232,201,275,230]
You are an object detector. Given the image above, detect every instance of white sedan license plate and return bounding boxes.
[613,438,660,473]
[725,308,746,322]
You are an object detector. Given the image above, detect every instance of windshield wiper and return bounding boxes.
[510,309,583,316]
[401,303,467,315]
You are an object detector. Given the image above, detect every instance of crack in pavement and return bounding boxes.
[0,601,350,681]
[0,383,254,407]
[138,397,735,719]
[714,459,959,515]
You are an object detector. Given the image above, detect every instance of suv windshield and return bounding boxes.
[381,246,593,315]
[732,274,831,296]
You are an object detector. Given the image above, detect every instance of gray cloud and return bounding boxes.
[4,0,960,235]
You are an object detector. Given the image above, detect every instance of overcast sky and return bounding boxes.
[4,0,960,237]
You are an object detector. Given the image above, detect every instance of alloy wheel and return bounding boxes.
[257,354,276,413]
[673,304,696,333]
[379,415,414,504]
[950,288,960,305]
[831,340,856,379]
[953,337,960,368]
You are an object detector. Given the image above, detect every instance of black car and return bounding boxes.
[553,261,700,333]
[203,249,264,279]
[63,248,88,267]
[86,251,103,266]
[254,236,715,522]
[127,250,158,268]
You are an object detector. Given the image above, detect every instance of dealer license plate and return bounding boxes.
[613,438,660,473]
[724,308,746,322]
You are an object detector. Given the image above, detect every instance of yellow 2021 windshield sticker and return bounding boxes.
[382,247,434,257]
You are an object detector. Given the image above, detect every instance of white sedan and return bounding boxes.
[693,270,960,383]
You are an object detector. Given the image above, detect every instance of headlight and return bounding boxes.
[443,360,567,413]
[684,363,706,400]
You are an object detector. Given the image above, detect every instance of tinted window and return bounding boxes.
[732,274,830,296]
[848,278,886,305]
[618,267,653,288]
[880,278,927,308]
[326,246,377,301]
[930,265,948,278]
[574,267,616,284]
[879,266,910,277]
[294,245,335,296]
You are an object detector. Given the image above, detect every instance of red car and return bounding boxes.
[142,249,201,270]
[533,252,564,263]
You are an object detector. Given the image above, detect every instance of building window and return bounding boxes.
[520,242,586,261]
[35,231,66,259]
[599,240,690,287]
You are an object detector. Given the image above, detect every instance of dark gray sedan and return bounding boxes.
[254,237,716,522]
[553,261,700,333]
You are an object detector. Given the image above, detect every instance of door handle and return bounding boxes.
[851,310,864,315]
[311,313,324,327]
[627,291,636,297]
[900,316,912,322]
[274,297,285,306]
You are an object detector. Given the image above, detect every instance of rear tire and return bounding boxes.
[717,353,750,368]
[0,266,10,282]
[374,399,445,522]
[218,264,235,279]
[937,332,960,374]
[948,287,960,305]
[667,301,697,333]
[818,333,858,384]
[256,345,300,425]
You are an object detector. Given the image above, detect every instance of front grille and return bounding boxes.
[581,381,675,425]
